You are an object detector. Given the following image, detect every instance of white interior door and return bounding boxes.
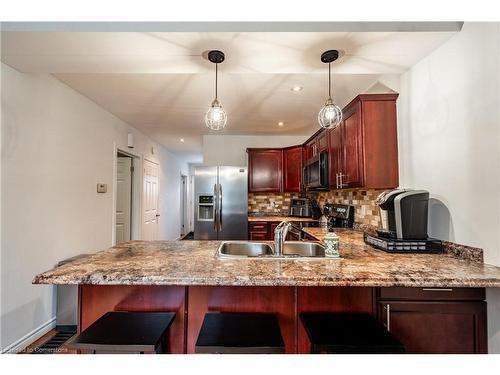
[116,156,132,244]
[142,159,159,241]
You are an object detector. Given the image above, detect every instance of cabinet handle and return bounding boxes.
[339,173,348,188]
[336,173,340,189]
[422,288,453,292]
[384,304,391,331]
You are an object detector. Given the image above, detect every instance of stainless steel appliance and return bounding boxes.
[303,151,329,190]
[363,188,442,253]
[323,203,354,229]
[194,166,248,240]
[289,198,312,217]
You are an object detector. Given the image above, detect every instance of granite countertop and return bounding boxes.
[33,229,500,288]
[248,215,317,222]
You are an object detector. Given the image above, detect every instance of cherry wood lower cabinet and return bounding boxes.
[377,287,487,353]
[248,221,281,240]
[297,287,375,353]
[186,286,297,353]
[78,285,487,354]
[78,285,187,353]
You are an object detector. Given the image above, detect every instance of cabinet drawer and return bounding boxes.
[249,222,268,233]
[379,287,485,301]
[249,232,268,241]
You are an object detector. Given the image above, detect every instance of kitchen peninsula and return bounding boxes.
[34,228,500,354]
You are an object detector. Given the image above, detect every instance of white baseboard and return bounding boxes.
[1,317,56,354]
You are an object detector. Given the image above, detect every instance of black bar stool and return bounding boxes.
[300,312,405,354]
[68,311,176,354]
[195,312,285,354]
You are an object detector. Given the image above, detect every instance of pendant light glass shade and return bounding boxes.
[205,98,227,130]
[318,50,343,129]
[318,98,343,129]
[205,50,227,131]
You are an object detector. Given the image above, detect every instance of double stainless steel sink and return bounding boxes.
[217,241,329,259]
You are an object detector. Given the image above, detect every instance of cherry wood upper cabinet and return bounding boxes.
[304,130,328,161]
[283,145,303,192]
[247,148,283,193]
[328,125,342,188]
[340,102,363,188]
[329,93,399,190]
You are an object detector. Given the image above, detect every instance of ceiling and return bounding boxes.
[1,29,458,156]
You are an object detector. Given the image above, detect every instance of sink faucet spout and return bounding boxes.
[274,221,292,256]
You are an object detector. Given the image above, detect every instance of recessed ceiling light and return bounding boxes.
[278,122,284,127]
[180,138,185,142]
[291,85,303,92]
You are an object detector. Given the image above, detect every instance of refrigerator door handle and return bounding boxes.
[218,183,223,232]
[213,183,218,231]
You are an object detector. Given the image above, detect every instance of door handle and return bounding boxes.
[213,184,218,231]
[218,184,223,232]
[384,304,391,331]
[335,173,340,189]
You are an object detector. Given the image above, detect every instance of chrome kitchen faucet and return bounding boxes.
[274,221,292,256]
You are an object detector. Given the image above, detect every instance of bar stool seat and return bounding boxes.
[300,312,405,354]
[195,312,285,354]
[68,311,176,353]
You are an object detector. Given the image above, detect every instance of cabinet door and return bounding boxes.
[248,149,283,192]
[341,104,363,188]
[328,125,342,188]
[316,131,328,153]
[378,301,487,354]
[283,146,303,192]
[304,140,316,159]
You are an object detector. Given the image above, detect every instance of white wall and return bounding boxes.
[157,146,189,240]
[0,63,189,351]
[398,22,500,352]
[202,135,309,166]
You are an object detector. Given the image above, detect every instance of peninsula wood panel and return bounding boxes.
[297,286,375,353]
[78,285,186,353]
[186,286,296,353]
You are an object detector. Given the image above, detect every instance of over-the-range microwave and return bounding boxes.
[303,151,329,190]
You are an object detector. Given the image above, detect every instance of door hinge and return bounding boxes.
[130,166,135,173]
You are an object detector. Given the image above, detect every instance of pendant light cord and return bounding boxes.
[215,63,218,101]
[328,62,332,99]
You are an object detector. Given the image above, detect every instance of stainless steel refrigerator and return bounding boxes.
[194,166,248,240]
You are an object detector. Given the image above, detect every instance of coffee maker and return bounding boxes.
[323,203,354,229]
[376,189,429,239]
[364,188,442,253]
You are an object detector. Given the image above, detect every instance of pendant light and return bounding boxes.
[205,50,227,130]
[318,49,343,129]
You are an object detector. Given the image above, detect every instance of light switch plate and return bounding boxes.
[97,183,107,193]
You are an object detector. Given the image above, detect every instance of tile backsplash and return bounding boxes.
[249,189,385,227]
[248,193,301,215]
[315,189,384,227]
